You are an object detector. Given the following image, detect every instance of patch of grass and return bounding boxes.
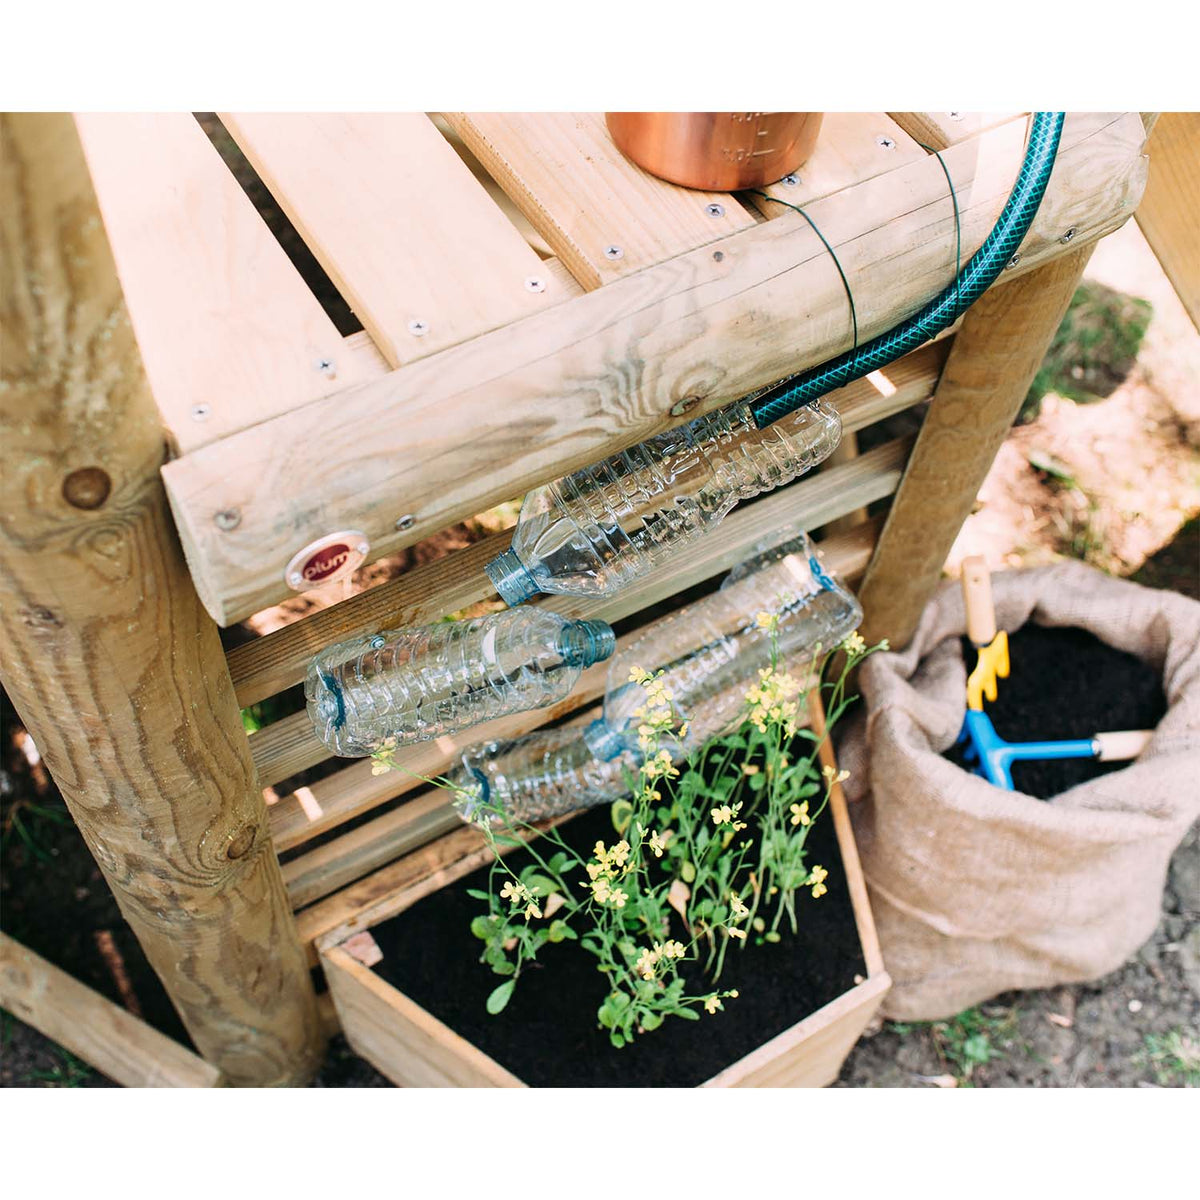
[1142,1029,1200,1087]
[929,1005,1021,1085]
[1,797,68,864]
[1023,281,1153,422]
[26,1048,92,1088]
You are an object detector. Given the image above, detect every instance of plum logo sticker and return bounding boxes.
[285,530,369,591]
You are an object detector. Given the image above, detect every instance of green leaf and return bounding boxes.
[465,888,491,901]
[610,1030,626,1049]
[674,1007,700,1021]
[680,860,696,884]
[640,1011,663,1032]
[611,798,634,834]
[548,920,577,943]
[470,915,494,940]
[486,980,516,1015]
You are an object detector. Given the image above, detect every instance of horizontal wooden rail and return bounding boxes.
[250,436,911,789]
[165,113,1146,624]
[0,932,223,1087]
[277,520,879,910]
[229,340,945,709]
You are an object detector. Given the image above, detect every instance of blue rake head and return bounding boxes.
[956,709,1102,791]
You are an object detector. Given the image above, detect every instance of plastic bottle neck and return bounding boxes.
[486,548,541,607]
[584,716,629,761]
[556,620,616,669]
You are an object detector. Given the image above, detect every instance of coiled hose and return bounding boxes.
[749,111,1066,429]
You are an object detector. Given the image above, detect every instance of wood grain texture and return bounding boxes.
[444,112,756,289]
[887,112,1026,151]
[857,243,1097,650]
[74,113,379,454]
[251,437,913,790]
[1135,111,1200,331]
[317,719,889,1086]
[164,113,1146,625]
[0,932,222,1088]
[0,114,324,1087]
[220,113,560,366]
[751,113,925,214]
[229,340,945,709]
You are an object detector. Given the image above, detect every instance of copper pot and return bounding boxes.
[606,112,823,191]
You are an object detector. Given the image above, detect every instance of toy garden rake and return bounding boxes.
[956,556,1152,790]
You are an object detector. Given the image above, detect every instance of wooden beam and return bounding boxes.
[0,114,324,1087]
[229,341,946,708]
[1135,112,1200,332]
[856,243,1096,649]
[162,113,1147,625]
[887,111,1026,151]
[0,933,223,1088]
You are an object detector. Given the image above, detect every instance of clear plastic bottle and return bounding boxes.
[449,727,641,828]
[451,533,862,828]
[306,611,615,757]
[485,398,842,606]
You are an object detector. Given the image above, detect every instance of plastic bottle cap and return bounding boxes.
[557,620,617,669]
[486,548,541,607]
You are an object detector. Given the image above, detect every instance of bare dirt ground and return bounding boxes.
[2,221,1197,1089]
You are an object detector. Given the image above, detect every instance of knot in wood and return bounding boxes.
[62,467,112,510]
[225,825,257,860]
[670,395,702,417]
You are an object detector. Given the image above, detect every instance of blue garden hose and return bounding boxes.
[749,112,1066,429]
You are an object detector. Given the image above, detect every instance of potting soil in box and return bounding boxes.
[945,624,1167,798]
[370,803,865,1087]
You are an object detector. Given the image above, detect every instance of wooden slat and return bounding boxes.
[0,932,222,1088]
[250,437,911,790]
[229,340,946,708]
[1135,112,1200,331]
[443,112,757,289]
[887,111,1027,151]
[220,114,560,367]
[272,520,882,878]
[75,114,382,454]
[751,113,925,215]
[165,113,1146,626]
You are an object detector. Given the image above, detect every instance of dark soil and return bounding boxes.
[946,624,1167,798]
[370,804,865,1087]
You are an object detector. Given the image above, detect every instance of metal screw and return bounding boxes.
[705,202,725,218]
[948,111,964,121]
[315,357,337,378]
[712,250,725,263]
[781,173,800,187]
[603,245,624,260]
[213,508,241,532]
[407,318,430,337]
[1060,227,1077,244]
[524,276,546,293]
[287,571,304,588]
[1006,252,1022,269]
[394,514,416,532]
[370,635,386,649]
[877,136,896,150]
[190,404,211,421]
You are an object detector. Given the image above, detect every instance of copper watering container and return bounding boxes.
[605,112,824,191]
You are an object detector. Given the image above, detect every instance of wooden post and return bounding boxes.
[857,244,1095,648]
[0,114,324,1086]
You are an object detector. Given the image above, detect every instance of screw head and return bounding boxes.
[315,357,337,378]
[369,635,386,649]
[705,202,725,218]
[1060,227,1077,244]
[780,173,800,187]
[214,508,241,531]
[1006,252,1022,270]
[877,136,896,150]
[394,514,416,532]
[190,404,211,421]
[603,245,624,260]
[712,250,725,262]
[948,111,964,121]
[524,276,546,293]
[407,318,430,337]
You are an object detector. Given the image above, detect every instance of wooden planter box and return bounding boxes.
[320,763,890,1088]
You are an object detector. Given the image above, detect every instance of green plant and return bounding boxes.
[1,797,68,864]
[375,625,884,1049]
[929,1006,1019,1084]
[27,1049,92,1088]
[1142,1029,1200,1087]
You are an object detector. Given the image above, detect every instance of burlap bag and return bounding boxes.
[839,560,1200,1021]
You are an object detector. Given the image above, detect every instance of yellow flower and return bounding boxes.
[808,864,828,898]
[658,939,686,960]
[822,764,851,786]
[841,631,867,656]
[648,829,667,858]
[609,887,628,909]
[628,666,652,684]
[371,761,391,776]
[524,902,542,920]
[729,989,740,999]
[790,801,811,827]
[499,880,525,904]
[730,893,750,919]
[590,877,612,904]
[711,804,734,826]
[755,611,778,630]
[608,839,631,868]
[742,763,760,776]
[678,722,689,739]
[728,927,747,940]
[811,883,827,898]
[635,948,658,980]
[704,994,723,1014]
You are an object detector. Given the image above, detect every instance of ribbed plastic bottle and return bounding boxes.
[451,533,862,828]
[485,398,842,605]
[306,610,616,757]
